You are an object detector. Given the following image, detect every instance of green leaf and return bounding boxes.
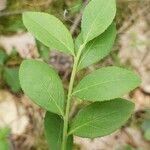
[116,145,135,150]
[141,119,150,132]
[0,140,9,150]
[7,20,24,32]
[0,128,10,150]
[0,51,7,65]
[0,128,10,140]
[144,128,150,141]
[37,40,50,62]
[39,46,50,62]
[44,112,73,150]
[74,33,83,54]
[73,67,141,102]
[3,67,21,92]
[69,0,82,14]
[19,60,64,116]
[23,12,74,55]
[77,23,116,70]
[69,98,134,138]
[81,0,116,42]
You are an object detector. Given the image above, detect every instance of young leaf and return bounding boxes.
[69,98,134,138]
[23,12,74,55]
[3,67,21,92]
[73,67,141,101]
[19,60,64,116]
[0,51,7,65]
[81,0,116,42]
[44,112,73,150]
[77,23,116,70]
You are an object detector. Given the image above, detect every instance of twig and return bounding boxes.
[70,13,82,35]
[0,10,26,17]
[70,0,89,35]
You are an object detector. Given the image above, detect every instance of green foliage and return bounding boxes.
[116,145,135,150]
[141,119,150,141]
[0,51,7,65]
[76,23,117,70]
[23,12,74,55]
[0,141,9,150]
[69,0,82,14]
[4,19,25,33]
[19,0,141,149]
[44,112,73,150]
[69,99,134,138]
[19,60,64,116]
[73,67,141,102]
[0,128,10,150]
[37,41,50,62]
[3,67,21,92]
[0,128,10,140]
[81,0,116,42]
[141,119,150,132]
[0,50,21,93]
[144,129,150,141]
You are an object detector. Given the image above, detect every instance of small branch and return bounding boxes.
[70,13,82,35]
[70,0,89,35]
[0,10,26,17]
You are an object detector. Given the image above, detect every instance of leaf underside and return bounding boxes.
[23,12,74,55]
[81,0,116,42]
[77,23,116,70]
[73,66,141,102]
[19,60,64,116]
[69,98,134,138]
[44,112,73,150]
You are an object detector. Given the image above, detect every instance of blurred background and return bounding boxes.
[0,0,150,150]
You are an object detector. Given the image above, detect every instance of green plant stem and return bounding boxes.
[61,44,85,150]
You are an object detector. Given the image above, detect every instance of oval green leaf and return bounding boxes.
[73,67,141,101]
[3,67,21,92]
[0,51,7,65]
[23,12,74,55]
[69,98,134,138]
[77,23,116,70]
[19,60,64,116]
[81,0,116,42]
[44,112,73,150]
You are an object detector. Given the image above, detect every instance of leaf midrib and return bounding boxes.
[41,78,64,116]
[83,0,112,42]
[69,110,118,134]
[26,14,73,54]
[78,38,96,68]
[73,78,138,95]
